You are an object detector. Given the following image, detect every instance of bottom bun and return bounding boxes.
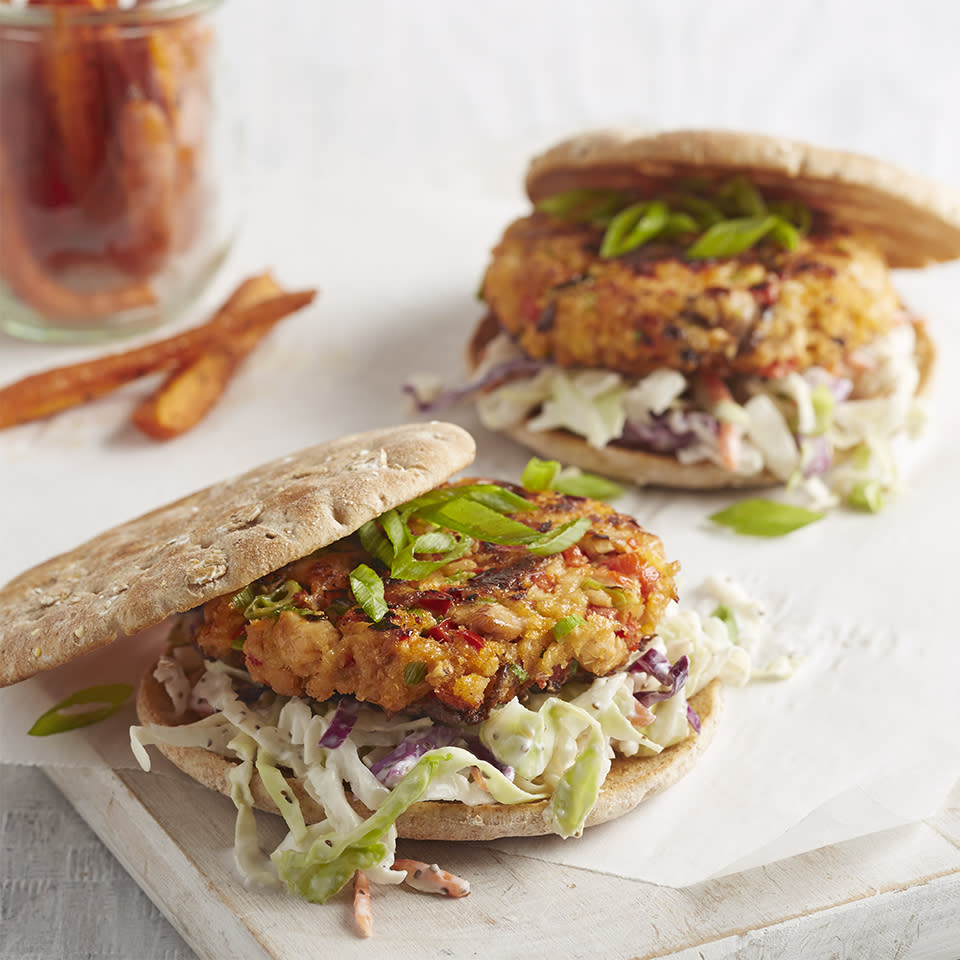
[467,314,936,492]
[137,662,722,841]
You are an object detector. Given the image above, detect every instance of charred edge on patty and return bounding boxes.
[191,485,678,725]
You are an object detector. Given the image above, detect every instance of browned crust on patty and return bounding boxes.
[137,659,722,841]
[0,423,475,687]
[525,128,960,269]
[482,213,900,380]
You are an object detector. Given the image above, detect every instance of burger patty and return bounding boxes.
[194,486,678,724]
[481,212,903,379]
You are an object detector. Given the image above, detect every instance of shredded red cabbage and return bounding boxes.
[318,697,362,749]
[629,647,672,683]
[617,410,718,454]
[632,652,690,707]
[404,357,543,413]
[686,703,702,734]
[802,435,832,477]
[369,726,460,786]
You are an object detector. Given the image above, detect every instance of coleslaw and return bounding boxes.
[411,322,925,510]
[130,598,750,905]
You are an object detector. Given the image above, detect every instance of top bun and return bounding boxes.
[525,128,960,269]
[0,422,475,687]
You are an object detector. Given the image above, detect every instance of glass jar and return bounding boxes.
[0,0,242,343]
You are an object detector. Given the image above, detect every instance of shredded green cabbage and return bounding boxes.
[130,597,751,902]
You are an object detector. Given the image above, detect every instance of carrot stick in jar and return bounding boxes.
[39,5,108,202]
[112,96,177,275]
[0,142,157,320]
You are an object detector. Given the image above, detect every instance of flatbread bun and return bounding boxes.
[466,314,935,491]
[0,422,475,687]
[525,128,960,269]
[137,657,722,841]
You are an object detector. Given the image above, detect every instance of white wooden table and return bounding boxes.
[3,761,958,959]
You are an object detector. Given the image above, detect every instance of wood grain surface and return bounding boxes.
[8,764,955,960]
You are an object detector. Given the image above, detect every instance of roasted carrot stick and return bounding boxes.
[353,871,373,938]
[0,288,316,429]
[131,275,306,440]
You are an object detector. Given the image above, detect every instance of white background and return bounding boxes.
[2,2,959,958]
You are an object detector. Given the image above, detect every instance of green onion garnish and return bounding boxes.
[349,564,388,623]
[552,470,623,501]
[810,384,836,435]
[686,215,782,259]
[716,174,767,217]
[403,661,428,686]
[536,175,811,261]
[711,604,739,642]
[553,615,586,639]
[527,518,592,556]
[231,634,246,651]
[28,684,135,737]
[600,200,669,258]
[520,456,623,500]
[242,580,304,620]
[709,499,825,537]
[507,662,529,682]
[231,585,256,612]
[536,188,626,221]
[359,479,590,584]
[520,457,562,492]
[847,481,884,513]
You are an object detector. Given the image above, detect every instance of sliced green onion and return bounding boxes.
[243,581,304,620]
[811,384,836,435]
[231,634,246,651]
[29,684,134,737]
[521,457,623,501]
[521,457,562,492]
[390,530,473,581]
[709,499,825,537]
[553,615,586,639]
[660,211,700,237]
[579,577,632,606]
[527,517,592,555]
[403,483,532,519]
[536,188,627,221]
[419,498,543,546]
[711,604,740,642]
[717,174,767,217]
[231,585,256,612]
[768,217,800,252]
[553,469,624,501]
[769,199,813,234]
[380,508,409,554]
[600,200,670,258]
[687,215,780,259]
[507,662,529,682]
[848,481,884,513]
[664,192,725,227]
[403,661,428,685]
[349,564,388,623]
[358,517,395,568]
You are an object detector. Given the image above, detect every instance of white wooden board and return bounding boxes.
[45,764,960,960]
